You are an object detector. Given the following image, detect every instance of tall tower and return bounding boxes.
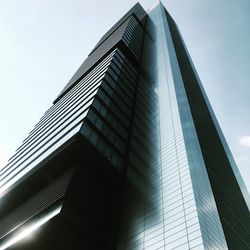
[0,2,249,250]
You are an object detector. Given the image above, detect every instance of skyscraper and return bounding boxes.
[0,2,249,249]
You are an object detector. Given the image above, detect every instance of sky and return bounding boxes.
[0,0,249,192]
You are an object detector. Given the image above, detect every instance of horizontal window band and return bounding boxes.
[18,78,103,154]
[0,111,89,184]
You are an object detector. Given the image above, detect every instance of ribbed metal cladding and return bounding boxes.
[0,2,146,199]
[0,169,73,240]
[0,49,116,196]
[59,20,131,97]
[81,47,140,170]
[90,3,146,54]
[56,3,146,105]
[122,15,144,60]
[80,13,145,171]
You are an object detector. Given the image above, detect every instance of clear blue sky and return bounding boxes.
[0,0,249,191]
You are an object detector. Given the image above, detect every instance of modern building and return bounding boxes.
[0,2,249,250]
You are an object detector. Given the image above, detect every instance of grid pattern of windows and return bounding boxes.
[166,5,250,248]
[59,10,145,100]
[119,6,204,248]
[0,49,116,196]
[118,4,229,250]
[1,3,248,249]
[0,7,146,245]
[163,8,228,250]
[81,49,138,170]
[122,15,144,60]
[90,3,146,54]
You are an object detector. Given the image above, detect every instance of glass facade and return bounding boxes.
[0,2,249,249]
[117,2,249,250]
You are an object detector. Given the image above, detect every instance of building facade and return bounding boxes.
[0,2,249,250]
